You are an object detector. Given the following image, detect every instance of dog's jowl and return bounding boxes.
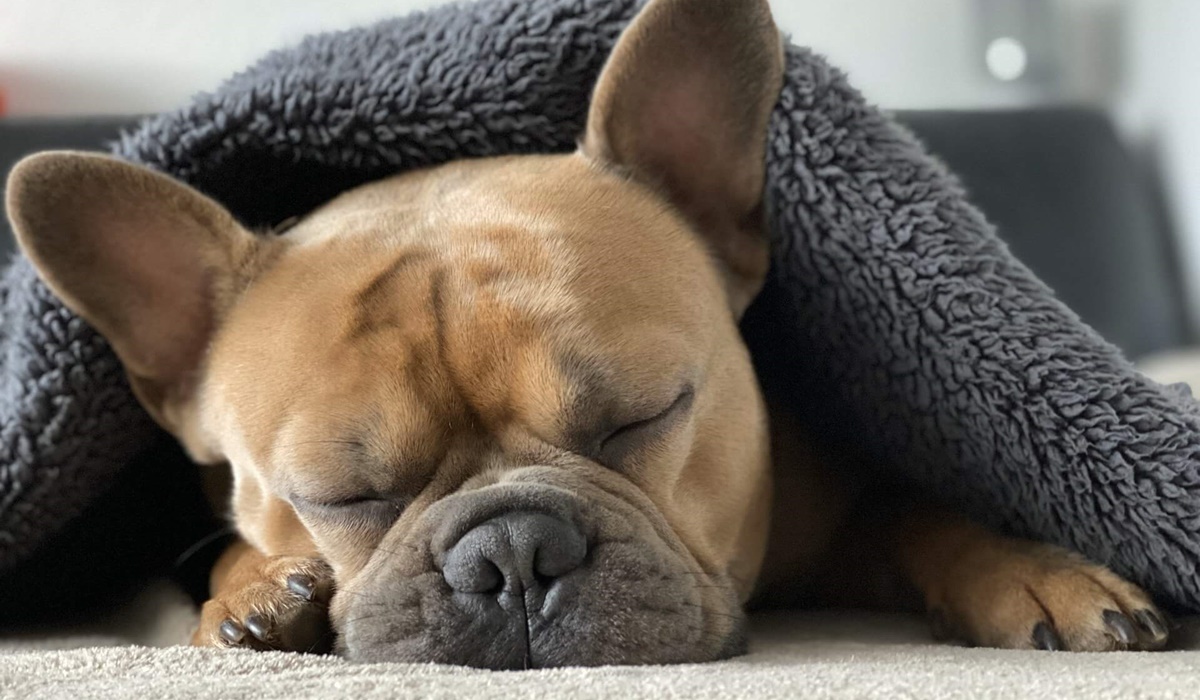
[5,0,1169,667]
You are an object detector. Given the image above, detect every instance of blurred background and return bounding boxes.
[2,0,1199,369]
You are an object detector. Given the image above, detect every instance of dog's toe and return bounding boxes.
[1102,609,1137,645]
[218,619,247,645]
[1134,609,1170,646]
[929,543,1169,652]
[194,556,334,653]
[1030,621,1062,650]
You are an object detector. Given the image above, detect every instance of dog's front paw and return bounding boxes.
[192,556,335,653]
[928,542,1169,651]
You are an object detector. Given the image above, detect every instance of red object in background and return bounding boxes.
[0,88,7,116]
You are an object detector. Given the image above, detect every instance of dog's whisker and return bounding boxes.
[173,527,238,569]
[371,543,422,558]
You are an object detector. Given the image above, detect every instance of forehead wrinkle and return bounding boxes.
[260,158,628,459]
[344,247,437,342]
[430,261,584,436]
[427,264,531,431]
[352,247,434,309]
[425,264,486,433]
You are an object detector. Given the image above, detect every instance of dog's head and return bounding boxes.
[7,0,784,667]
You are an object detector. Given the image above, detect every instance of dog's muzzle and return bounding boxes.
[333,469,746,668]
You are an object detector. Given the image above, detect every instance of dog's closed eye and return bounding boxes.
[290,492,409,530]
[596,386,694,467]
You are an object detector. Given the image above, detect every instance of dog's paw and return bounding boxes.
[927,542,1169,651]
[192,556,334,653]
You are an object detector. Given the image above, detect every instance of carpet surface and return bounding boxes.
[4,588,1200,700]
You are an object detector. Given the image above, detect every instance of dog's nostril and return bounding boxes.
[442,512,586,595]
[444,545,504,594]
[529,522,587,580]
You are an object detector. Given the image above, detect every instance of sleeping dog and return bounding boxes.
[5,0,1169,667]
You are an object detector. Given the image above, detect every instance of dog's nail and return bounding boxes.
[218,619,245,645]
[1102,610,1137,645]
[244,613,271,642]
[1032,622,1063,651]
[1135,610,1169,641]
[287,574,316,601]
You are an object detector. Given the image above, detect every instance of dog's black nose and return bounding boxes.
[442,512,587,594]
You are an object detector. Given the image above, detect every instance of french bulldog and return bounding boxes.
[5,0,1169,668]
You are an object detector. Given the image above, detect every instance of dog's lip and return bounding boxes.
[331,566,736,668]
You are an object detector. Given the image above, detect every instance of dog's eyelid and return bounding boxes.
[323,494,388,508]
[621,386,692,428]
[597,384,695,454]
[290,492,409,533]
[289,490,407,511]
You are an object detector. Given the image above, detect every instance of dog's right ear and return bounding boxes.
[6,151,271,454]
[582,0,783,317]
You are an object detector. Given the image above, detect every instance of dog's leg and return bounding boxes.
[884,504,1170,651]
[191,538,335,653]
[762,416,1170,651]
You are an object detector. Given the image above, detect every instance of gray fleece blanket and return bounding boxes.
[3,0,1200,616]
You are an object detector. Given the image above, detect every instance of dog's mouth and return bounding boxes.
[328,467,747,668]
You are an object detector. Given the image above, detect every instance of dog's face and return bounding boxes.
[213,153,775,665]
[6,0,784,667]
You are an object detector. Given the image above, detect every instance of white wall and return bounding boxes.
[1119,0,1200,331]
[0,0,448,116]
[1,0,1096,117]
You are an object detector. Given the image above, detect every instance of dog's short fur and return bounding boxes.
[6,0,1171,667]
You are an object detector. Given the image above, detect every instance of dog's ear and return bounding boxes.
[6,151,269,455]
[582,0,784,316]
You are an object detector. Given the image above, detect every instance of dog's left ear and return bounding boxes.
[6,151,270,461]
[582,0,784,316]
